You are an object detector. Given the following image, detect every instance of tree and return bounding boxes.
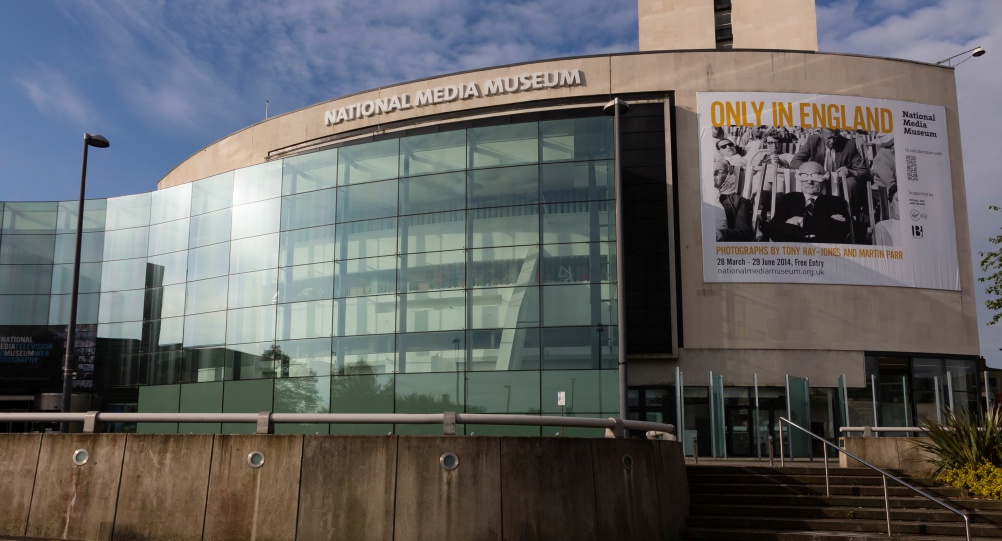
[979,205,1002,326]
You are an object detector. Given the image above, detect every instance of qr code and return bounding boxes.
[906,154,918,181]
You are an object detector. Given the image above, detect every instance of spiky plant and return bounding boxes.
[916,405,1002,476]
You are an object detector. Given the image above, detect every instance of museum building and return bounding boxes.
[0,0,983,457]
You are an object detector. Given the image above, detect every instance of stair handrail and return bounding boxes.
[778,416,971,541]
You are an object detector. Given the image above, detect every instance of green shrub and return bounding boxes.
[938,462,1002,500]
[916,405,1002,476]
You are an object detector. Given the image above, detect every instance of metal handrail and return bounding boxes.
[779,417,970,541]
[841,426,927,435]
[0,411,674,439]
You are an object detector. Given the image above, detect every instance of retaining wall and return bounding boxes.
[0,434,689,541]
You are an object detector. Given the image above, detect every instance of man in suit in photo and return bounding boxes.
[765,161,851,243]
[790,127,869,215]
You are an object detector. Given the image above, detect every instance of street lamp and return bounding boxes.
[603,98,629,430]
[61,133,110,432]
[935,46,986,66]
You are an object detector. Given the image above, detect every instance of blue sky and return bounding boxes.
[1,1,1000,365]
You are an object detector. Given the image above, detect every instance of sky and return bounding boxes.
[0,0,1000,365]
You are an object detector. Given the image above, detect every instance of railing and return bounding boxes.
[840,426,926,436]
[779,417,970,541]
[0,411,675,439]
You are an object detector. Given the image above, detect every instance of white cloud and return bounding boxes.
[15,63,90,125]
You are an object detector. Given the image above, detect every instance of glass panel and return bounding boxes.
[188,208,231,248]
[540,161,613,202]
[275,376,331,415]
[333,335,394,375]
[335,256,397,297]
[105,193,152,230]
[188,242,230,281]
[466,371,540,414]
[230,233,279,274]
[143,317,184,351]
[468,165,538,208]
[221,379,273,432]
[400,130,466,177]
[150,183,192,224]
[540,326,617,370]
[395,372,465,416]
[146,251,189,286]
[278,262,334,303]
[226,305,277,345]
[281,188,335,231]
[186,277,229,315]
[2,202,58,233]
[333,295,396,336]
[224,342,277,381]
[912,358,944,422]
[98,321,143,343]
[541,201,615,243]
[398,211,465,254]
[541,242,615,284]
[336,179,398,223]
[100,259,148,291]
[275,338,332,377]
[470,123,538,168]
[231,198,280,239]
[399,290,465,333]
[147,218,189,256]
[0,295,49,324]
[396,331,465,373]
[183,311,226,347]
[228,268,278,309]
[469,206,539,248]
[0,265,52,294]
[48,293,100,325]
[53,232,105,263]
[56,200,106,233]
[103,227,150,261]
[468,245,540,288]
[398,250,465,292]
[540,116,613,162]
[51,263,102,294]
[190,171,235,216]
[542,284,617,327]
[276,300,334,340]
[280,224,336,267]
[178,382,223,432]
[467,328,540,371]
[398,171,465,215]
[99,289,145,323]
[331,373,393,412]
[0,234,55,264]
[137,385,180,433]
[145,283,186,319]
[336,218,397,260]
[338,139,399,185]
[182,349,227,384]
[283,147,337,195]
[468,287,540,329]
[233,161,282,205]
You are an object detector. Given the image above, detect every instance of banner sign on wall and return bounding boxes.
[698,91,959,290]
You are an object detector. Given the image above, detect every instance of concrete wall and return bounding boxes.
[638,0,715,51]
[0,433,689,541]
[732,0,818,52]
[840,436,938,477]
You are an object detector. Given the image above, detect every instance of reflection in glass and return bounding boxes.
[186,276,229,315]
[189,208,231,248]
[333,335,395,375]
[56,200,106,233]
[183,311,226,347]
[398,172,465,215]
[280,225,336,267]
[48,293,100,325]
[276,300,334,340]
[100,259,148,292]
[468,165,538,208]
[275,338,332,377]
[54,232,104,263]
[230,233,279,274]
[542,284,617,327]
[333,295,396,336]
[395,372,465,412]
[150,183,192,224]
[335,256,397,297]
[540,242,615,284]
[541,201,615,244]
[275,375,331,417]
[338,139,398,185]
[226,305,277,345]
[278,262,334,303]
[281,188,335,231]
[540,326,617,370]
[190,171,234,216]
[283,148,337,195]
[147,218,190,256]
[331,373,393,412]
[52,263,101,294]
[468,245,539,288]
[0,265,52,294]
[467,328,540,371]
[105,193,152,230]
[231,199,281,239]
[399,290,465,333]
[540,117,613,162]
[146,283,186,319]
[398,211,465,254]
[469,206,539,248]
[2,202,59,233]
[466,371,540,413]
[541,161,613,202]
[103,227,150,261]
[469,123,538,168]
[336,218,396,260]
[224,342,276,381]
[233,161,282,206]
[147,251,189,286]
[99,289,145,323]
[468,287,540,329]
[182,348,227,383]
[0,234,56,265]
[0,295,50,325]
[396,330,465,373]
[400,131,466,177]
[229,268,279,309]
[337,179,398,223]
[399,250,464,292]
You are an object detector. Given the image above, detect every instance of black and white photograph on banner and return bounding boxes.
[698,92,958,290]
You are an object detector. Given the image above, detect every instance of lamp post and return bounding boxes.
[603,98,629,430]
[61,133,109,433]
[935,46,986,66]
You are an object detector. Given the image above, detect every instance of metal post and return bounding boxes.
[985,371,992,413]
[934,376,942,423]
[871,374,879,429]
[883,475,892,536]
[61,137,90,433]
[768,435,774,466]
[779,419,785,467]
[693,433,698,464]
[823,443,829,496]
[604,97,629,432]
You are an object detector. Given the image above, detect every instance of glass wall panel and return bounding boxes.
[56,200,106,233]
[233,161,282,206]
[542,284,617,327]
[467,328,540,371]
[540,161,613,202]
[946,359,978,413]
[331,373,393,412]
[53,232,105,263]
[188,208,231,248]
[182,311,226,347]
[228,268,278,309]
[333,335,395,375]
[0,234,55,264]
[137,384,180,433]
[105,193,151,230]
[283,148,337,195]
[276,300,333,340]
[182,348,227,384]
[226,305,277,344]
[912,357,943,423]
[186,277,229,315]
[221,379,273,432]
[231,199,281,239]
[281,188,335,231]
[468,165,538,208]
[150,183,192,224]
[468,245,540,288]
[147,219,189,256]
[99,289,145,323]
[144,317,184,350]
[278,262,334,303]
[100,258,148,291]
[540,242,615,284]
[540,326,617,370]
[0,295,49,324]
[337,179,398,223]
[230,233,279,274]
[399,211,465,254]
[143,351,184,387]
[395,372,464,413]
[103,227,150,261]
[224,342,276,381]
[333,295,396,336]
[2,202,58,232]
[469,124,538,168]
[188,242,230,281]
[541,201,615,244]
[275,337,332,377]
[145,283,186,319]
[275,376,331,419]
[540,117,613,162]
[146,251,189,286]
[468,287,540,329]
[396,330,465,373]
[48,293,100,325]
[191,171,235,216]
[98,321,143,343]
[466,371,540,414]
[335,256,397,297]
[400,290,466,333]
[469,205,539,248]
[51,263,102,294]
[400,131,466,177]
[280,225,336,267]
[399,172,465,215]
[0,264,52,294]
[338,139,398,185]
[179,382,223,432]
[399,250,464,292]
[335,218,395,261]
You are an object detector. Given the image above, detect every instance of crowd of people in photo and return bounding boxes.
[710,124,899,246]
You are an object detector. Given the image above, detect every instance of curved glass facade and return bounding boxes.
[0,113,620,435]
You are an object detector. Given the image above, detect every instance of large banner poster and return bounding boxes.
[698,92,959,290]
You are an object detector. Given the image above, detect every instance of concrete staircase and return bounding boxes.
[681,464,1002,540]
